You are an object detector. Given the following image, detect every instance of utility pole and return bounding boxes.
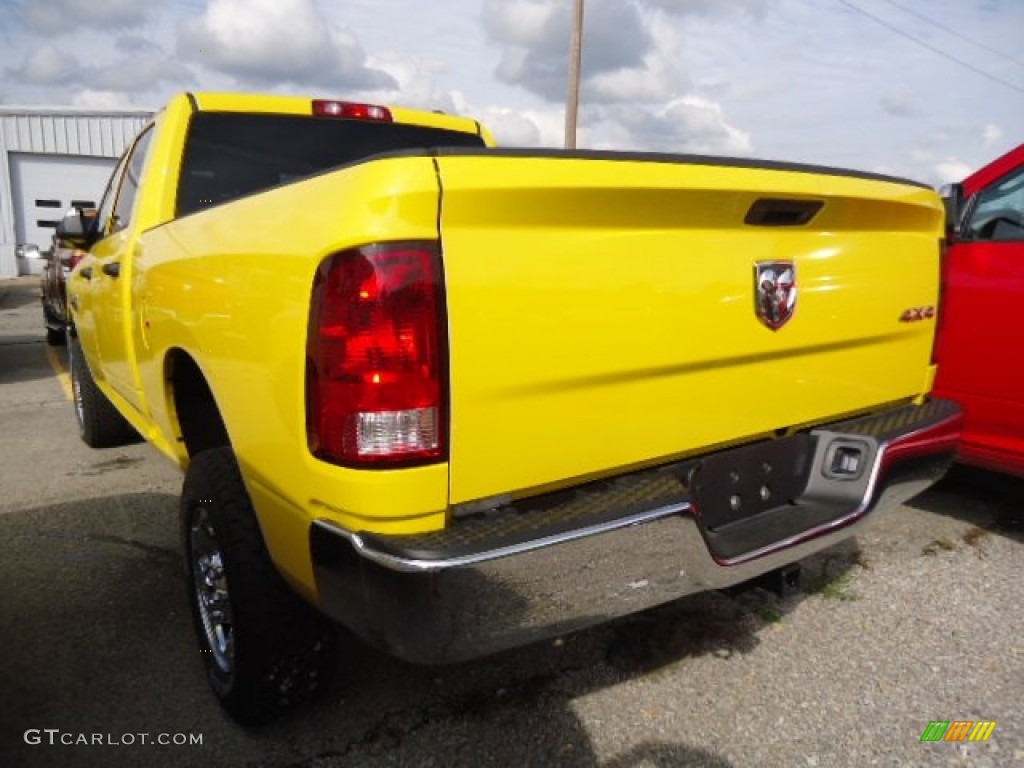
[565,0,585,149]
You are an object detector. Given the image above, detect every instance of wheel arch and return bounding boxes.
[162,347,319,607]
[164,348,231,459]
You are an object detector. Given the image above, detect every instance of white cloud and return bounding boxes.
[482,0,781,107]
[364,53,457,112]
[483,109,543,146]
[484,0,654,103]
[514,108,565,147]
[585,20,684,104]
[89,37,193,93]
[905,147,974,187]
[586,97,752,154]
[480,0,751,153]
[8,44,80,85]
[662,97,753,154]
[90,57,190,93]
[483,0,562,50]
[6,37,190,95]
[70,89,140,109]
[932,160,972,186]
[21,0,155,34]
[178,0,395,91]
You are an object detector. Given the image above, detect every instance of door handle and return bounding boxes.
[80,266,93,280]
[102,262,121,278]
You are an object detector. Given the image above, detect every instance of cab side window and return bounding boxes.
[94,155,129,241]
[966,165,1024,242]
[108,126,155,235]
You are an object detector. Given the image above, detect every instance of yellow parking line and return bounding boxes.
[45,344,73,401]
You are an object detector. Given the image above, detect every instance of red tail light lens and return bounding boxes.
[306,241,445,467]
[312,100,392,122]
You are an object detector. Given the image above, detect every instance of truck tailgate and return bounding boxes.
[435,151,944,505]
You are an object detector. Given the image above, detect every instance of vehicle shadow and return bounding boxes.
[0,281,43,313]
[0,339,61,387]
[0,491,859,768]
[261,540,860,767]
[904,464,1024,546]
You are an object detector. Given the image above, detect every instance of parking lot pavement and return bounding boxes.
[1,275,1022,768]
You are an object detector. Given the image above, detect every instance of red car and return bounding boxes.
[935,143,1024,477]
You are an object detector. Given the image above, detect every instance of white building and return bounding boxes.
[0,106,152,278]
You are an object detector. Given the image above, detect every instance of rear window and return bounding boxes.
[176,112,485,217]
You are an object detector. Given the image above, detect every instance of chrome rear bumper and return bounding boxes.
[310,399,961,663]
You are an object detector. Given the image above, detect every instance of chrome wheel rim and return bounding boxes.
[190,505,235,674]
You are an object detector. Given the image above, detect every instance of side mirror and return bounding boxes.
[939,182,964,239]
[55,208,98,249]
[15,243,43,276]
[15,243,43,260]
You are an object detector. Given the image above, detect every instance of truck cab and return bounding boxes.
[936,143,1024,477]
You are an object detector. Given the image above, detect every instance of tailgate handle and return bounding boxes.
[745,198,823,227]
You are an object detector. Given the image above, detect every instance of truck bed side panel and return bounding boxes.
[133,157,452,553]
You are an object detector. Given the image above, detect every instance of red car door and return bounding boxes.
[934,148,1024,476]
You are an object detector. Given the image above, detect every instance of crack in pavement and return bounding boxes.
[277,670,576,767]
[69,456,146,476]
[11,528,179,561]
[0,339,45,347]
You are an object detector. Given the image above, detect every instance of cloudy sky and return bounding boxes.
[0,0,1021,185]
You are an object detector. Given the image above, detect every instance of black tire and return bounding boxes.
[68,334,139,448]
[182,448,337,725]
[46,325,66,347]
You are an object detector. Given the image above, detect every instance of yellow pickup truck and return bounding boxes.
[61,92,962,724]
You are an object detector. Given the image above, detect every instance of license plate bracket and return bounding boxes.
[689,434,814,531]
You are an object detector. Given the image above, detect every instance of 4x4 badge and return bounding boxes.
[755,261,796,330]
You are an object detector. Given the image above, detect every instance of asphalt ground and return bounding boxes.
[0,275,1021,768]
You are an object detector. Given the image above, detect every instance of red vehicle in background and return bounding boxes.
[39,208,93,347]
[935,143,1024,477]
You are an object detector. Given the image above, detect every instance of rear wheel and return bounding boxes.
[182,448,337,725]
[68,334,139,447]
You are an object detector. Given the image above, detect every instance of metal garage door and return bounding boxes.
[10,152,115,251]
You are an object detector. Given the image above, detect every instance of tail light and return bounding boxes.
[306,241,445,467]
